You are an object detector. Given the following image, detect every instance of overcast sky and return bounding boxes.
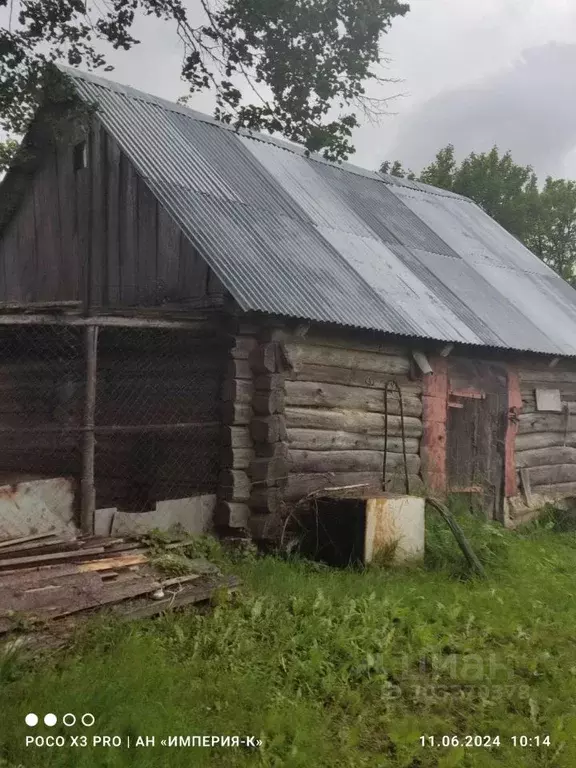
[94,0,576,180]
[6,0,576,179]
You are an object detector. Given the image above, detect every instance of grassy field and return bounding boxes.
[1,510,576,767]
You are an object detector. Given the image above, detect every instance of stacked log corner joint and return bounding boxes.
[246,327,291,541]
[215,329,257,532]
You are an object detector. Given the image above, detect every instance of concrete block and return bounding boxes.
[111,495,216,537]
[364,495,425,565]
[94,508,117,537]
[0,477,76,541]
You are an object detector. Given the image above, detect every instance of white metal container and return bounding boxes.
[364,495,425,565]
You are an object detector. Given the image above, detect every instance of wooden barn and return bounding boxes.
[1,66,576,538]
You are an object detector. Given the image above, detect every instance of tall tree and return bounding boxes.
[0,0,409,161]
[0,137,19,174]
[378,159,415,179]
[420,145,538,241]
[379,145,576,284]
[528,178,576,282]
[418,144,456,191]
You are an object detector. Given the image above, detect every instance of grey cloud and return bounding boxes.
[388,42,576,179]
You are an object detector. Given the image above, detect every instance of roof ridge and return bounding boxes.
[38,64,576,358]
[60,65,472,199]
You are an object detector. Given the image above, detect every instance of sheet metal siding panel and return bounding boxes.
[239,137,376,237]
[171,117,311,223]
[392,186,551,276]
[164,190,403,330]
[379,173,469,201]
[472,263,576,356]
[315,162,462,257]
[317,228,479,343]
[65,69,576,356]
[400,248,554,351]
[385,244,508,348]
[538,273,576,325]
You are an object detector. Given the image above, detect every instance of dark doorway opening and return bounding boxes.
[297,498,366,567]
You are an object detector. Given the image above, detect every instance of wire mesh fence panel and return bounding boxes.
[0,324,84,485]
[94,327,224,512]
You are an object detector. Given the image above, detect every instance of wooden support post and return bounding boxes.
[421,357,448,494]
[81,325,98,534]
[519,468,533,507]
[505,364,522,498]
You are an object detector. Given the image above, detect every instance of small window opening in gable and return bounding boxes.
[73,140,88,171]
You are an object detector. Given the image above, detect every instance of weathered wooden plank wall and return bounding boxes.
[445,359,508,520]
[0,118,226,309]
[280,328,424,499]
[515,360,576,502]
[223,325,426,538]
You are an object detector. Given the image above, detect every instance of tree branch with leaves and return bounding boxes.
[0,0,409,161]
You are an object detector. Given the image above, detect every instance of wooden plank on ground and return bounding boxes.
[0,573,162,633]
[77,553,149,571]
[0,547,105,571]
[0,533,58,549]
[0,540,84,559]
[114,575,241,621]
[0,572,103,617]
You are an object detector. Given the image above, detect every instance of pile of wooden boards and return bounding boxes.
[0,531,239,637]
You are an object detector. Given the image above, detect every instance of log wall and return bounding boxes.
[236,328,576,534]
[281,328,424,505]
[514,360,576,511]
[245,327,291,540]
[215,324,426,537]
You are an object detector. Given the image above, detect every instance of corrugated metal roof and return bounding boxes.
[63,66,576,356]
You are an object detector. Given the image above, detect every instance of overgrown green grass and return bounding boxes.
[1,511,576,767]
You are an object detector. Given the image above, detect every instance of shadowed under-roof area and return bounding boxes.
[63,67,576,357]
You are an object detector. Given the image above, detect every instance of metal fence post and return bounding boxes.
[81,324,98,534]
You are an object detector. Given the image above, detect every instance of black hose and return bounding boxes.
[383,380,410,495]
